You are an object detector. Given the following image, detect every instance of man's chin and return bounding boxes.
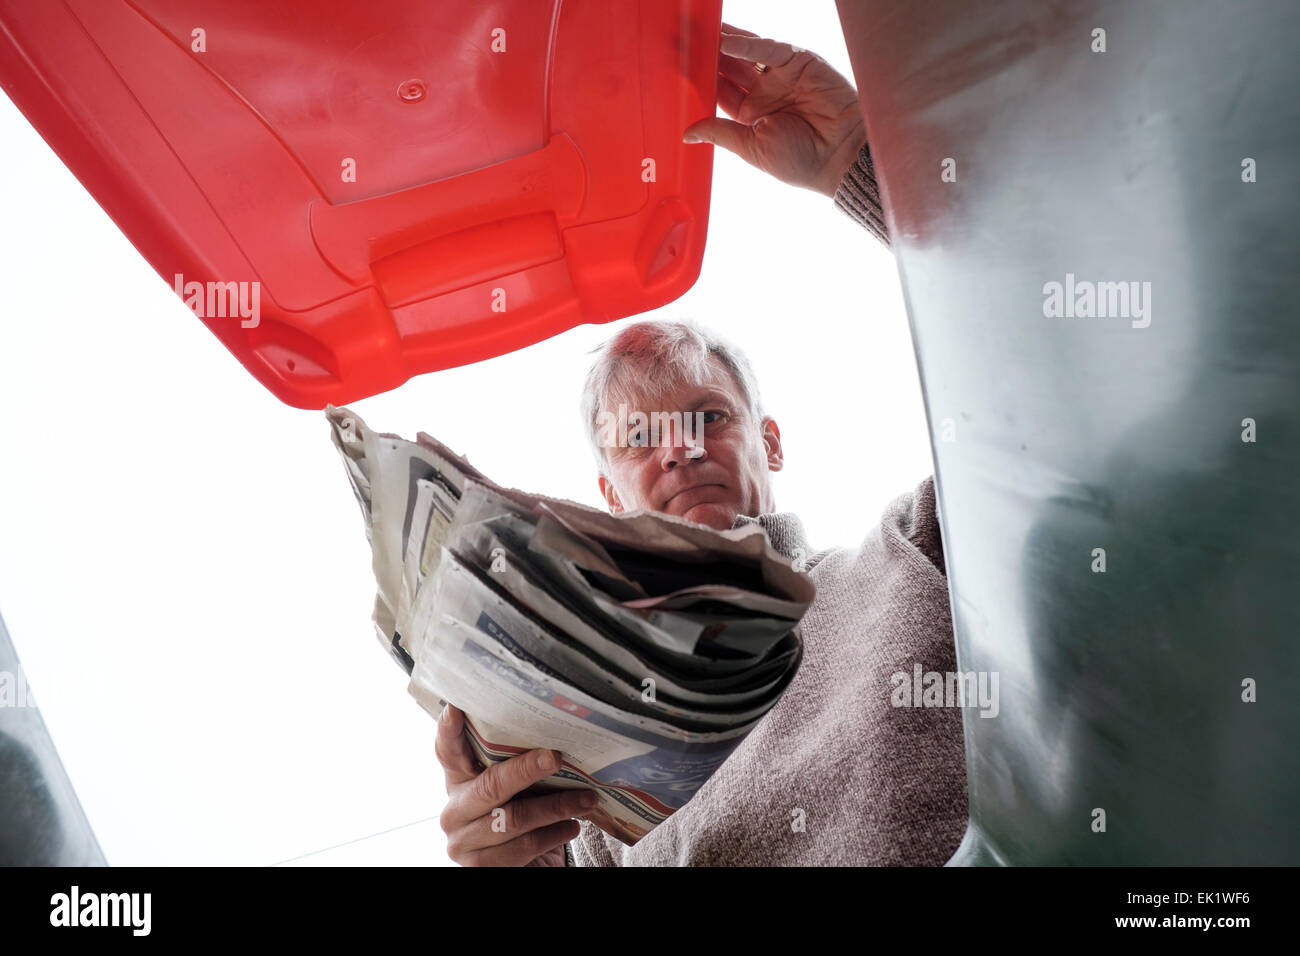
[677,502,738,531]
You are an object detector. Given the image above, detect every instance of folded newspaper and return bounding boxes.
[327,405,814,845]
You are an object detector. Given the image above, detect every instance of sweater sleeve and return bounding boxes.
[833,139,890,248]
[569,819,624,866]
[896,475,947,577]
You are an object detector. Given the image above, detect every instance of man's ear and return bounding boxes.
[761,418,784,472]
[598,473,624,514]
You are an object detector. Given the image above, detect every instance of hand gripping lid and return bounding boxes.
[0,0,721,407]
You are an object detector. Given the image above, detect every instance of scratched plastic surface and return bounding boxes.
[838,0,1300,863]
[0,0,721,407]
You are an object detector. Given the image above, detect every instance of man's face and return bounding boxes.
[596,361,783,531]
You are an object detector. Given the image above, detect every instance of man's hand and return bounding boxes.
[437,703,597,866]
[683,23,867,199]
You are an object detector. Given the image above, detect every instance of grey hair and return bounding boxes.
[579,319,767,476]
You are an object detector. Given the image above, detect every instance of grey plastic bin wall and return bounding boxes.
[0,612,106,865]
[837,0,1300,864]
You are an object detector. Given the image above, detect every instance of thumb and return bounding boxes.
[683,117,753,159]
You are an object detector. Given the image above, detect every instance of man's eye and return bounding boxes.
[701,410,724,424]
[628,430,649,446]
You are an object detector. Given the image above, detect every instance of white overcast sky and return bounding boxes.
[0,1,931,865]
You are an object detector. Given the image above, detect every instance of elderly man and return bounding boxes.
[435,25,967,866]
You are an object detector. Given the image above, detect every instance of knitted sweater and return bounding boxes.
[833,140,890,246]
[567,476,969,866]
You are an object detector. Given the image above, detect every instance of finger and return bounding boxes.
[719,50,764,92]
[720,33,799,69]
[497,789,599,840]
[720,22,759,39]
[450,788,598,857]
[683,117,755,163]
[434,704,480,785]
[463,819,583,868]
[716,74,746,119]
[459,746,564,821]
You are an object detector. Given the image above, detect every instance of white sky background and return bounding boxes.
[0,2,931,866]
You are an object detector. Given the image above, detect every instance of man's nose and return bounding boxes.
[660,430,707,470]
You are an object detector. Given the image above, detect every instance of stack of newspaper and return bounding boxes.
[326,406,813,845]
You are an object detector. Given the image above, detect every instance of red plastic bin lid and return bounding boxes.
[0,0,720,407]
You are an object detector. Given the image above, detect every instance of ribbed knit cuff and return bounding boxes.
[833,139,890,248]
